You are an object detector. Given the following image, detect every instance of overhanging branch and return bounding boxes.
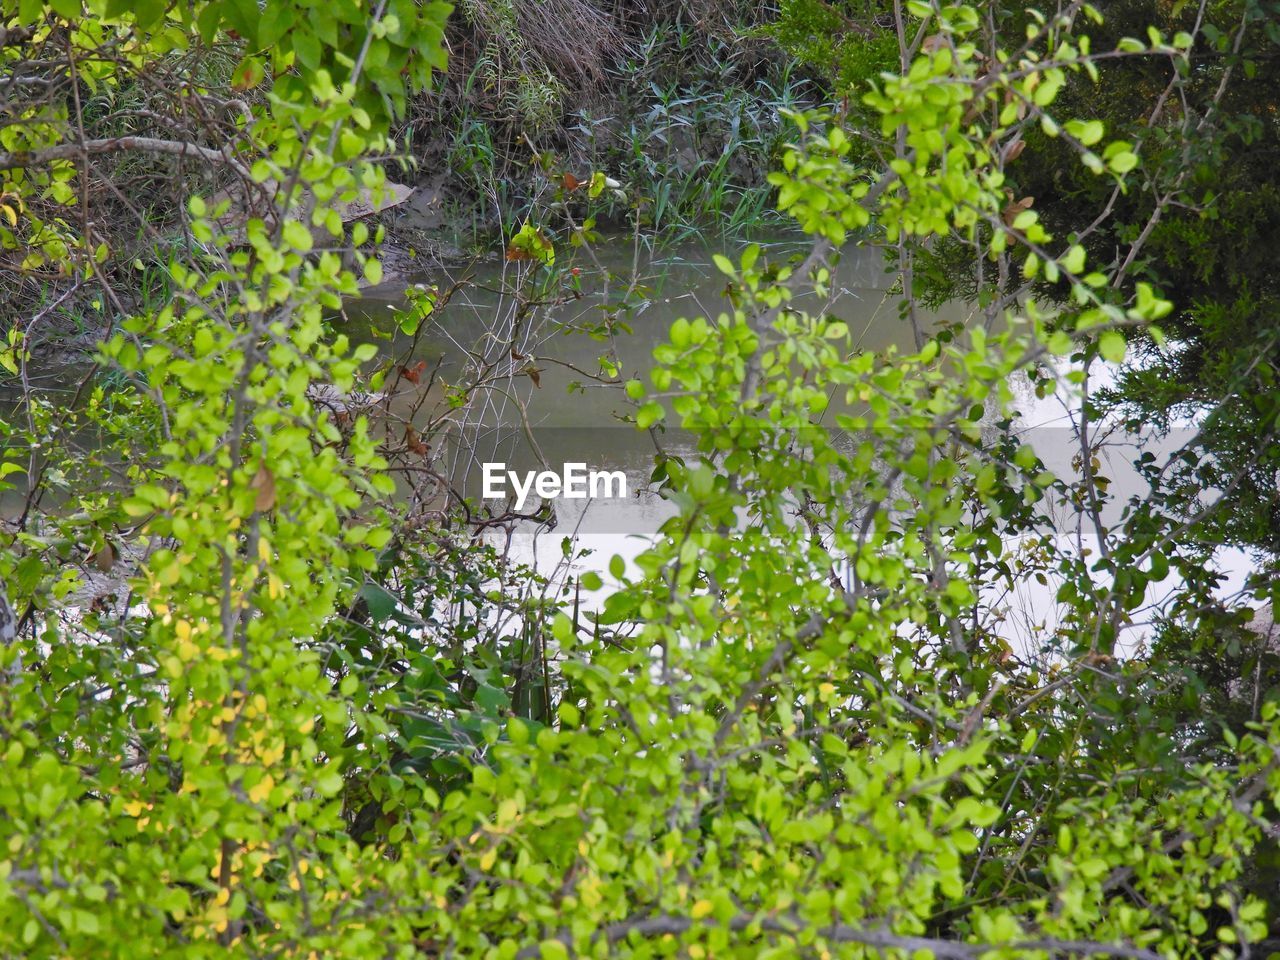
[0,136,251,179]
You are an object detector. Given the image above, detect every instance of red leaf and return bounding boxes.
[405,426,428,456]
[400,360,427,384]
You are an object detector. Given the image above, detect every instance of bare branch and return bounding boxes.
[0,135,251,178]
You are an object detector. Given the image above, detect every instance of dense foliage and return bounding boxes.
[402,0,806,245]
[2,1,1280,959]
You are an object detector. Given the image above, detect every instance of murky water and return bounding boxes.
[3,235,1251,651]
[341,236,1255,653]
[341,237,969,538]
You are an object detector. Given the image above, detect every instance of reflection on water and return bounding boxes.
[340,238,968,538]
[341,237,1254,654]
[1,235,1254,653]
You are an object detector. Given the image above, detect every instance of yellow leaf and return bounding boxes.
[247,775,274,804]
[496,797,519,826]
[691,899,714,920]
[259,742,284,766]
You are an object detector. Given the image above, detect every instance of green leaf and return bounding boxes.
[474,682,509,714]
[315,767,344,797]
[1107,150,1138,174]
[1099,330,1126,363]
[1064,119,1104,146]
[126,0,166,27]
[283,220,313,253]
[557,701,580,727]
[258,1,294,47]
[1078,858,1109,879]
[1061,244,1085,275]
[636,401,664,429]
[670,317,690,349]
[292,28,322,70]
[358,583,398,622]
[196,3,223,43]
[399,312,421,336]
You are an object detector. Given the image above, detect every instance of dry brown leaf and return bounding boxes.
[405,426,429,456]
[251,464,276,512]
[91,541,115,573]
[1001,195,1035,226]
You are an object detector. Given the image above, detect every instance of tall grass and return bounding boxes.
[396,13,818,252]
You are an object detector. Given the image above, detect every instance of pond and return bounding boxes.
[1,235,1251,653]
[340,237,967,538]
[341,235,1253,653]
